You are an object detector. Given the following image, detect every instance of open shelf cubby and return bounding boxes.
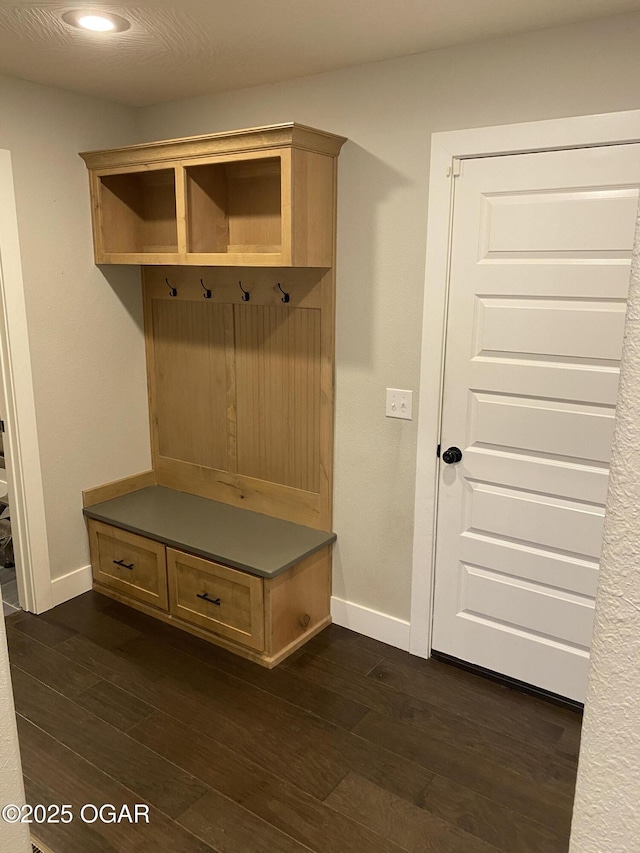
[98,168,178,255]
[82,124,347,266]
[186,157,282,255]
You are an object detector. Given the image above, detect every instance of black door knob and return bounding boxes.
[442,446,463,464]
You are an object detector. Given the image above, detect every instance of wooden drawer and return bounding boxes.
[88,519,168,610]
[167,548,264,651]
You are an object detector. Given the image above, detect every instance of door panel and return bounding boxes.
[483,188,638,254]
[465,481,605,558]
[432,144,640,702]
[470,393,616,461]
[458,563,595,648]
[475,298,626,361]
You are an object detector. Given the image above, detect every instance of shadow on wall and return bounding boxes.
[336,142,409,370]
[99,265,144,333]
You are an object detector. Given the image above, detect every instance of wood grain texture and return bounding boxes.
[92,581,326,668]
[318,268,336,527]
[179,789,313,853]
[51,611,433,805]
[19,717,215,853]
[11,667,208,818]
[175,163,188,255]
[98,167,178,255]
[351,711,575,834]
[150,297,230,470]
[74,680,155,733]
[80,123,347,170]
[154,456,323,527]
[9,610,78,647]
[82,470,156,508]
[368,657,569,752]
[167,547,265,651]
[142,265,331,529]
[264,545,331,656]
[292,150,335,267]
[6,626,100,699]
[420,775,570,853]
[130,711,413,853]
[9,591,579,853]
[103,604,365,730]
[88,519,168,611]
[287,652,577,790]
[24,774,122,853]
[186,160,230,253]
[234,303,321,492]
[285,626,385,675]
[226,157,282,253]
[326,772,500,853]
[181,778,405,853]
[32,591,141,649]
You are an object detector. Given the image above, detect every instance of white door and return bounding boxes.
[432,143,640,703]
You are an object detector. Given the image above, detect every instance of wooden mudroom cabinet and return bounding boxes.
[80,123,345,667]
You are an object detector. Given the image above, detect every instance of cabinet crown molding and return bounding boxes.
[80,122,347,170]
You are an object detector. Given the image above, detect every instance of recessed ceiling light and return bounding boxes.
[61,10,131,33]
[78,15,115,32]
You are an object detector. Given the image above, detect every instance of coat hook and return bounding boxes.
[239,281,250,302]
[200,279,212,299]
[277,283,290,304]
[165,278,177,297]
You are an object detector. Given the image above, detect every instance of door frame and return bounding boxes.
[410,107,640,657]
[0,149,52,613]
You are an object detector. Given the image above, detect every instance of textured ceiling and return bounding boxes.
[0,0,639,106]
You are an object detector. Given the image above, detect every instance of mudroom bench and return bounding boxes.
[83,485,336,667]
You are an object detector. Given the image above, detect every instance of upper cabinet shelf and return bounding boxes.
[80,123,346,267]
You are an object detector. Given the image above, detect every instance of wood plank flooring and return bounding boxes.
[5,592,581,852]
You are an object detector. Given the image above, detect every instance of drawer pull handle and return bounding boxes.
[197,592,221,606]
[113,559,134,570]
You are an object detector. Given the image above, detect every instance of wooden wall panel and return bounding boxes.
[141,170,178,252]
[234,304,321,493]
[292,151,335,267]
[151,299,231,471]
[143,266,332,530]
[227,159,282,253]
[186,165,229,253]
[99,174,142,254]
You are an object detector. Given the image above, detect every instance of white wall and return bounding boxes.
[0,75,150,587]
[140,12,640,623]
[569,204,640,852]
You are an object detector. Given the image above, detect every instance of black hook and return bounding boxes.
[165,278,177,297]
[200,279,212,299]
[277,283,290,304]
[239,281,250,302]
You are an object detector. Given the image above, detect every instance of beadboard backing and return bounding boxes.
[143,266,334,530]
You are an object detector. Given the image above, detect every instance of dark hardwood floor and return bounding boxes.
[5,592,581,852]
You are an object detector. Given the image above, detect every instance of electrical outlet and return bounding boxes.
[386,388,413,420]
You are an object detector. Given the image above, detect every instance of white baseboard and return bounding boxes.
[330,596,411,652]
[50,564,92,608]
